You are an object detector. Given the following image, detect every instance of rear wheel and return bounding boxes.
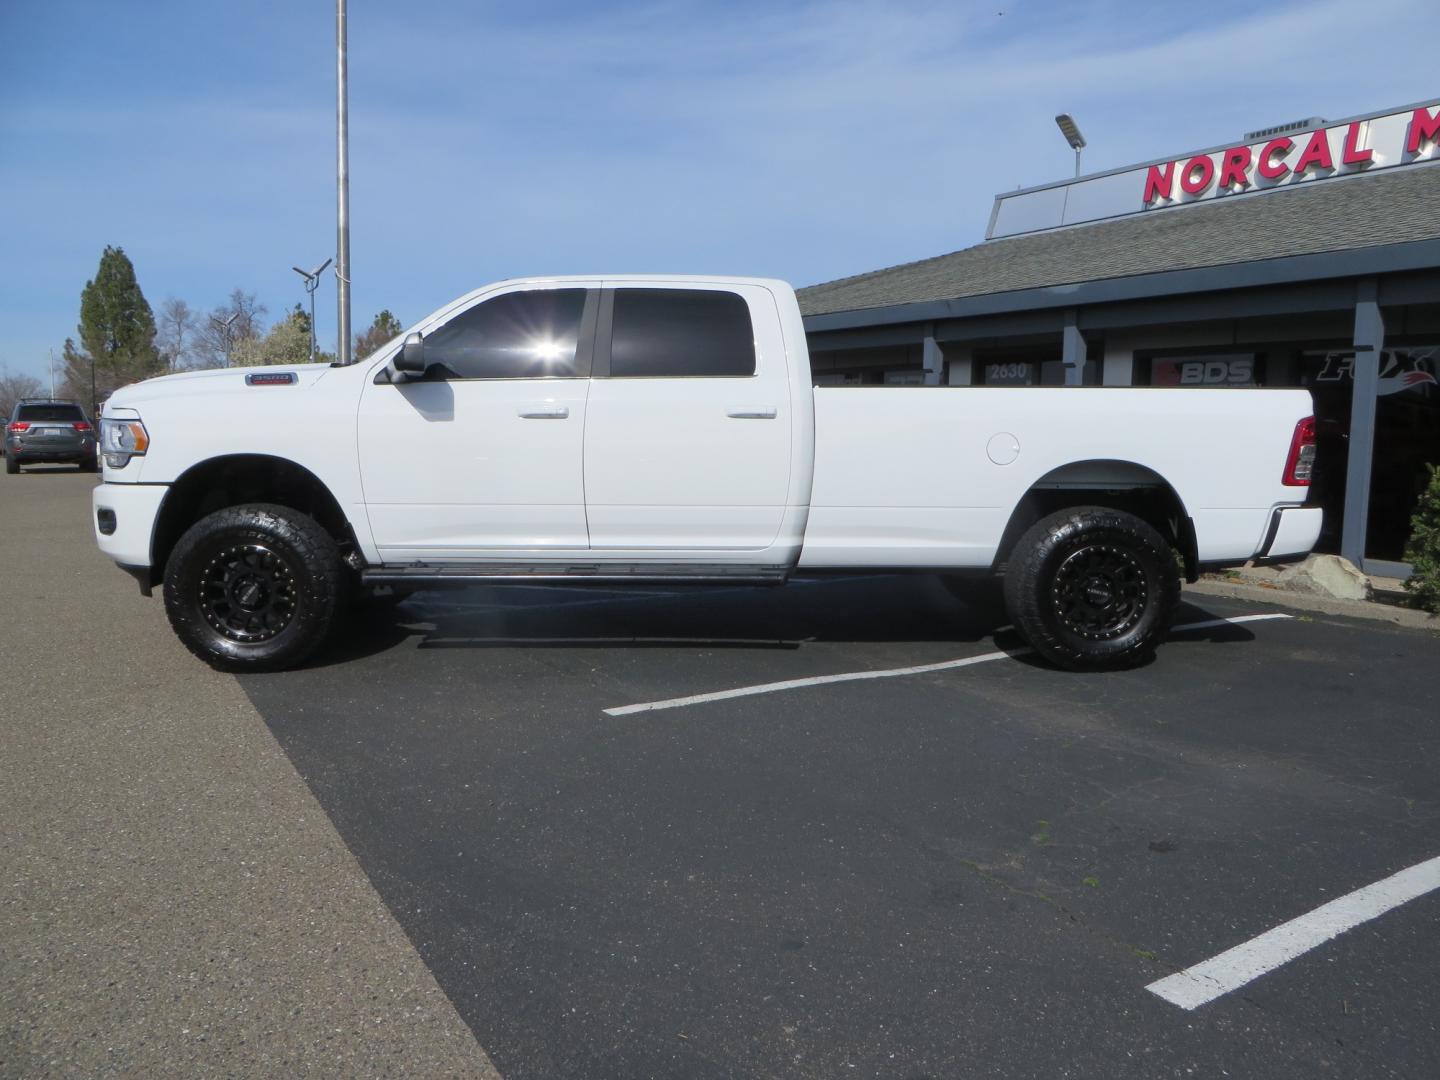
[5,455,17,475]
[163,503,343,672]
[1003,506,1179,671]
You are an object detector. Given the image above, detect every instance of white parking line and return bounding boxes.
[602,613,1290,717]
[1148,854,1440,1010]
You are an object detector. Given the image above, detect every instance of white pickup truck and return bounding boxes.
[93,276,1321,673]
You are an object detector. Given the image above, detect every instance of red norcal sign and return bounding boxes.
[1143,107,1440,208]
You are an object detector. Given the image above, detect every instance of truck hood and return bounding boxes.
[105,363,334,412]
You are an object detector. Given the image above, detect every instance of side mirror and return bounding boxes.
[395,332,426,375]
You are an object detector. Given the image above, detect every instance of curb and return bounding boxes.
[1185,579,1440,631]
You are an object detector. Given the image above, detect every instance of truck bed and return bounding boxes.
[799,385,1316,569]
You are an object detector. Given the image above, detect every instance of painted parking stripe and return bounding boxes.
[603,613,1290,717]
[1148,853,1440,1010]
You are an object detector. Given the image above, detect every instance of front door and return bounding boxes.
[582,283,793,551]
[357,284,598,561]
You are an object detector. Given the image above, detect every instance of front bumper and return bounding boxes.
[93,482,169,576]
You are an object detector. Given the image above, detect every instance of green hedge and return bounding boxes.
[1403,463,1440,613]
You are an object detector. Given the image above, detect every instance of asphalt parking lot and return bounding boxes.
[246,572,1439,1078]
[5,470,1439,1079]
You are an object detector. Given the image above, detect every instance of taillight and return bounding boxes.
[1282,416,1317,486]
[8,422,30,433]
[73,421,92,432]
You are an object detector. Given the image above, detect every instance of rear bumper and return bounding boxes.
[1257,506,1324,564]
[9,447,94,462]
[7,435,95,460]
[93,482,169,577]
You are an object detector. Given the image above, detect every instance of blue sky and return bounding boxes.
[2,0,1438,381]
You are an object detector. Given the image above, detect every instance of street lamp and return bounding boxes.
[336,0,352,365]
[292,258,333,362]
[210,311,240,368]
[1055,113,1086,178]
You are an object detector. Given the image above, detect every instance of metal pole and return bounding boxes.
[1340,278,1385,568]
[1074,148,1082,178]
[309,284,317,361]
[48,347,55,399]
[335,0,352,365]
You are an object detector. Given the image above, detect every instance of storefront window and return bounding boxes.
[1367,346,1440,562]
[1299,345,1440,561]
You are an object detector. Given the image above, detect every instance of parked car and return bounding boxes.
[91,276,1321,673]
[6,399,97,473]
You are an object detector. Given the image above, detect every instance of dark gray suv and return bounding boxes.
[5,399,98,473]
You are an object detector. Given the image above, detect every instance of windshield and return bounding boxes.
[15,404,85,422]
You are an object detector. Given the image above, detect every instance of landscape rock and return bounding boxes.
[1279,554,1374,601]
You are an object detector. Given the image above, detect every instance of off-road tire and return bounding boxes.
[1003,506,1180,671]
[163,503,343,673]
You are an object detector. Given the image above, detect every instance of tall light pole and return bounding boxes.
[1055,113,1086,178]
[292,257,333,361]
[336,0,352,365]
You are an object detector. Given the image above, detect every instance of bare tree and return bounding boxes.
[157,298,198,371]
[0,364,45,420]
[195,289,268,368]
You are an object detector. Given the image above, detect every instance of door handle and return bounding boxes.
[517,405,569,419]
[725,406,777,419]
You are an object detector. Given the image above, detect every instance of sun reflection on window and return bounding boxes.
[530,339,565,362]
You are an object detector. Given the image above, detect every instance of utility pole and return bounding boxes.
[335,0,352,365]
[48,347,55,399]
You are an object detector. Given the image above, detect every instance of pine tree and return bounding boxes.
[62,246,163,408]
[354,309,404,359]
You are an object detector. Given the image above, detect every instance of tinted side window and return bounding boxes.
[17,404,84,422]
[610,289,755,378]
[425,289,587,379]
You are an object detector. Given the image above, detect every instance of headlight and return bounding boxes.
[100,417,150,468]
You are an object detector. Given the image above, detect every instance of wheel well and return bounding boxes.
[149,455,353,586]
[992,460,1198,582]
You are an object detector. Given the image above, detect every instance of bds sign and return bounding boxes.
[1151,357,1257,386]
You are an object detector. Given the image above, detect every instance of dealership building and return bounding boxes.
[798,99,1440,576]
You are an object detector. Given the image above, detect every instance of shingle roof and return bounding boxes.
[797,162,1440,318]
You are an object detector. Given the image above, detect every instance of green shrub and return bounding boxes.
[1403,463,1440,613]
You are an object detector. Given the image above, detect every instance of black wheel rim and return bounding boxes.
[1051,542,1149,640]
[199,543,298,643]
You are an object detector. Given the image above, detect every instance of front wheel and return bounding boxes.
[163,503,344,672]
[1003,506,1180,671]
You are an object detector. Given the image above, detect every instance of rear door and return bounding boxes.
[582,283,792,551]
